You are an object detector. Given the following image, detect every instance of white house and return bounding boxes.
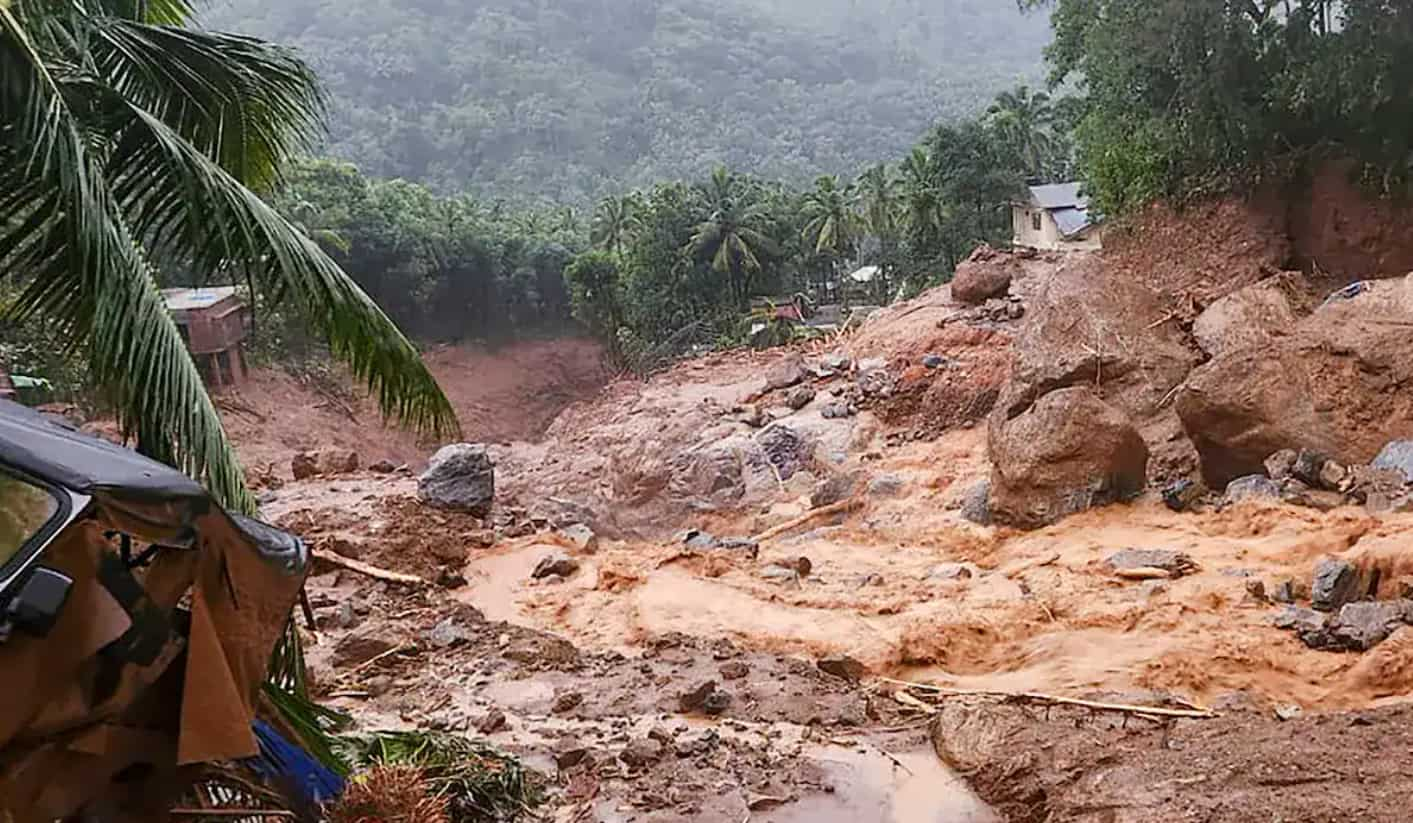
[1012,182,1103,252]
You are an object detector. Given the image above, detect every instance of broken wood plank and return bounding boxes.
[878,676,1217,719]
[314,549,426,585]
[751,498,863,543]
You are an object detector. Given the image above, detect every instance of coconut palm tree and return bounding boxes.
[985,85,1058,178]
[800,175,859,259]
[590,193,640,258]
[686,167,776,308]
[898,146,944,252]
[0,0,458,512]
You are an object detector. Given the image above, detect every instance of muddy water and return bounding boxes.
[780,747,996,823]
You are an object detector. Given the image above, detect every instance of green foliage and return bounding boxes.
[1026,0,1413,212]
[334,730,543,822]
[204,0,1049,203]
[0,0,457,515]
[563,250,624,357]
[270,159,582,343]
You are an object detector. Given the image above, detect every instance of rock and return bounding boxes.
[369,459,398,474]
[476,709,507,734]
[1290,449,1328,486]
[435,568,468,589]
[1244,579,1267,603]
[951,247,1014,305]
[429,541,469,565]
[857,573,886,588]
[554,739,593,771]
[1223,475,1281,505]
[818,655,868,682]
[1282,486,1348,512]
[756,424,813,481]
[424,618,471,649]
[1177,305,1413,487]
[1162,479,1204,512]
[1318,460,1349,491]
[867,474,905,497]
[1273,605,1327,634]
[1264,449,1299,481]
[1192,276,1300,358]
[763,354,808,392]
[320,449,359,474]
[716,661,751,681]
[988,387,1149,529]
[558,523,599,554]
[419,443,495,516]
[501,634,579,667]
[1326,601,1413,651]
[1274,705,1303,721]
[821,352,852,373]
[856,365,895,397]
[325,537,364,560]
[785,385,816,411]
[329,601,359,630]
[922,354,946,369]
[678,681,718,713]
[1106,549,1199,578]
[290,451,319,480]
[468,530,497,549]
[1005,301,1025,320]
[552,692,584,714]
[716,537,761,558]
[620,738,666,769]
[702,690,731,715]
[820,402,856,419]
[1311,559,1362,612]
[532,551,579,580]
[683,530,717,550]
[927,563,973,581]
[760,565,798,582]
[1271,579,1297,604]
[792,556,813,577]
[365,675,394,697]
[1372,441,1413,483]
[959,480,992,525]
[331,632,398,669]
[811,472,861,508]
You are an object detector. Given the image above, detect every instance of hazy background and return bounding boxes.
[206,0,1050,203]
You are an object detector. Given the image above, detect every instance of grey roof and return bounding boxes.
[1028,182,1087,210]
[161,286,240,313]
[1051,207,1094,238]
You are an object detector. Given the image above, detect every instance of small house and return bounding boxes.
[1012,182,1103,252]
[161,286,252,387]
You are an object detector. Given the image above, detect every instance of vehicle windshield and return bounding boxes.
[0,471,60,568]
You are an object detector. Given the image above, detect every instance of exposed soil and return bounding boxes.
[220,338,609,480]
[235,176,1413,821]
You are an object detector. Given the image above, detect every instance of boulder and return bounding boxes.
[762,354,808,392]
[1311,559,1362,612]
[950,246,1015,305]
[997,257,1200,423]
[532,551,579,580]
[1222,475,1281,505]
[988,387,1149,528]
[817,655,868,682]
[320,449,359,474]
[810,472,862,508]
[1372,441,1413,484]
[290,451,319,481]
[331,631,398,669]
[1177,293,1413,487]
[1106,549,1199,578]
[785,385,816,410]
[1326,601,1413,651]
[755,424,813,481]
[419,443,495,516]
[959,480,992,525]
[558,523,599,554]
[1191,276,1300,358]
[368,459,398,474]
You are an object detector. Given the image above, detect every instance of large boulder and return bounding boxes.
[1191,275,1302,358]
[1177,283,1413,487]
[950,245,1016,305]
[419,443,495,515]
[997,256,1200,423]
[988,387,1150,528]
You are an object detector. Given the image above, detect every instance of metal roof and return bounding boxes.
[1051,206,1095,238]
[161,286,241,313]
[1028,182,1088,210]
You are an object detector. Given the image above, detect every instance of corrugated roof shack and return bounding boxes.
[161,287,251,387]
[1012,182,1104,252]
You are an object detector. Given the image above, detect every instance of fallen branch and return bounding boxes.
[877,676,1217,719]
[751,498,863,543]
[314,549,426,585]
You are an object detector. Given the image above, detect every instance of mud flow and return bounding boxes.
[244,193,1413,822]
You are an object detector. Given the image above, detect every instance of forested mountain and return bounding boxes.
[203,0,1049,202]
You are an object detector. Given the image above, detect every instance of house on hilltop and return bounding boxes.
[161,286,251,387]
[1012,182,1103,252]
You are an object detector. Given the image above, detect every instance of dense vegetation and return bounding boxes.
[1029,0,1413,213]
[269,82,1072,366]
[204,0,1050,203]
